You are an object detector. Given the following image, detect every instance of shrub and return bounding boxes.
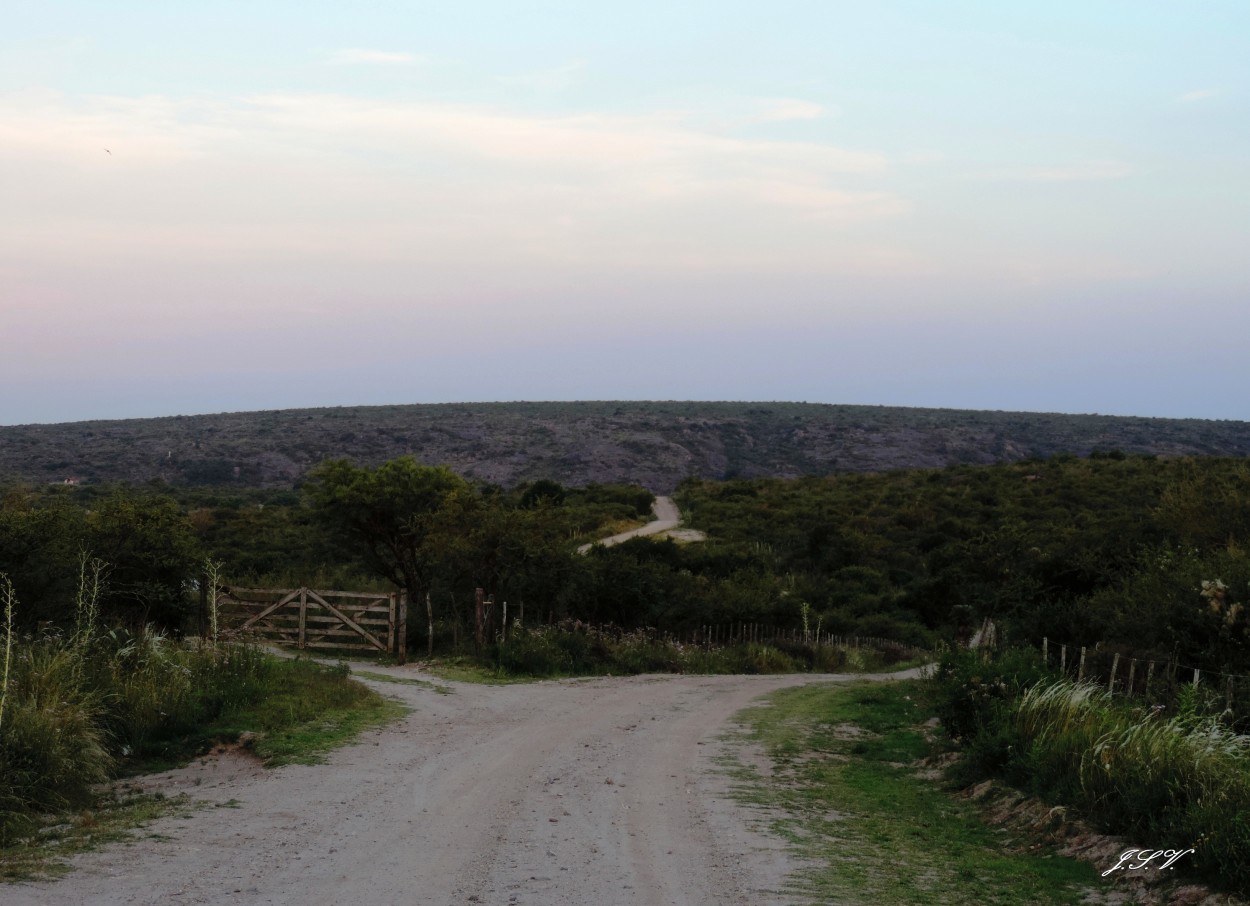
[933,647,1048,744]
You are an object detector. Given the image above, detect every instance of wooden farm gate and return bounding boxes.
[219,586,407,664]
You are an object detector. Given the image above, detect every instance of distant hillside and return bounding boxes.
[3,401,1250,493]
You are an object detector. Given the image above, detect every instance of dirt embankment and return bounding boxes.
[7,669,910,906]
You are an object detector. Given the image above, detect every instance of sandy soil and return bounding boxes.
[7,668,908,906]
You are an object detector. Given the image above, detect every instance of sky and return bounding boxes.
[3,1,1249,425]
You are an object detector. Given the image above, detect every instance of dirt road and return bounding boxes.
[8,668,912,906]
[576,496,703,553]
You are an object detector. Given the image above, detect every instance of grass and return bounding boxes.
[1,636,405,880]
[1004,679,1250,893]
[0,788,195,882]
[426,635,927,683]
[193,658,408,766]
[351,670,454,694]
[727,679,1115,905]
[444,623,927,680]
[934,649,1250,896]
[427,657,542,685]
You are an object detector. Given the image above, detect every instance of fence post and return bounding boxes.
[1127,658,1137,696]
[1193,668,1201,688]
[298,587,308,650]
[1061,645,1067,673]
[1226,675,1234,714]
[398,591,408,665]
[1042,637,1048,665]
[1109,653,1120,693]
[387,591,397,655]
[1078,647,1087,682]
[1146,660,1155,694]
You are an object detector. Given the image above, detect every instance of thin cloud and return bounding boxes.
[242,93,887,176]
[327,49,423,66]
[974,160,1134,182]
[0,90,904,274]
[1178,88,1217,103]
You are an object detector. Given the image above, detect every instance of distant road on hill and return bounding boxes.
[577,496,705,553]
[4,400,1250,492]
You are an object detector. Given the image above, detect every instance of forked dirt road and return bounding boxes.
[8,668,916,906]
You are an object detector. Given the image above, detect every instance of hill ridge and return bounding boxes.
[4,400,1249,492]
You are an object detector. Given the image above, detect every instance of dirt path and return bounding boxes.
[576,496,704,553]
[8,668,916,906]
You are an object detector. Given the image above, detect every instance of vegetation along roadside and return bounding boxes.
[728,678,1135,905]
[0,571,401,880]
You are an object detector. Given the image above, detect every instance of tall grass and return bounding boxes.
[1007,679,1250,891]
[936,652,1250,895]
[0,621,270,845]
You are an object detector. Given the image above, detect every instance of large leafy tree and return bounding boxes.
[304,457,469,625]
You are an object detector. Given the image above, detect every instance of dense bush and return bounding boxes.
[934,648,1049,745]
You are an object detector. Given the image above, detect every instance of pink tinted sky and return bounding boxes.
[3,2,1248,424]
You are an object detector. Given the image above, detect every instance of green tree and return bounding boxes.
[85,493,201,629]
[304,457,469,645]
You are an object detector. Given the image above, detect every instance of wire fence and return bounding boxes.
[1036,635,1250,713]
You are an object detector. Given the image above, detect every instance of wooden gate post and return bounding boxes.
[298,587,308,650]
[397,591,408,666]
[388,592,397,655]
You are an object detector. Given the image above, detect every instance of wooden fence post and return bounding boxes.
[1127,658,1137,696]
[298,587,308,650]
[1226,675,1234,714]
[387,591,397,655]
[1146,660,1155,694]
[1193,668,1201,688]
[1042,637,1048,665]
[397,591,408,665]
[1061,645,1067,673]
[1078,647,1087,682]
[1109,652,1120,693]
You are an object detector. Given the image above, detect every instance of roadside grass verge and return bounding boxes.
[427,657,542,685]
[351,670,454,695]
[727,680,1113,905]
[192,658,407,767]
[435,624,928,680]
[933,649,1250,896]
[0,789,194,882]
[1,635,403,880]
